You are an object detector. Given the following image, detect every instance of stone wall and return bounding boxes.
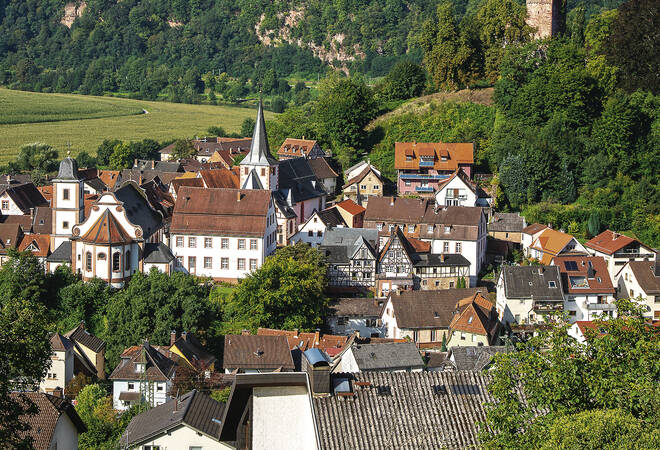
[526,0,563,39]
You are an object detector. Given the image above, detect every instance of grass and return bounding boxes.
[0,89,275,164]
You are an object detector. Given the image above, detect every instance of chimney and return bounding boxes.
[236,191,241,202]
[241,329,250,336]
[170,330,177,346]
[182,331,188,342]
[134,158,138,168]
[314,329,320,346]
[29,207,34,220]
[538,266,544,274]
[390,197,394,206]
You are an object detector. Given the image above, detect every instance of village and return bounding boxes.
[3,96,659,449]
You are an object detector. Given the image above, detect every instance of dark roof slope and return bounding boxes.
[122,390,224,446]
[308,157,338,179]
[327,298,383,317]
[277,158,327,203]
[65,323,106,353]
[50,333,73,352]
[389,288,483,329]
[143,242,175,264]
[109,342,176,382]
[349,342,424,371]
[488,212,525,233]
[114,183,163,240]
[314,371,493,449]
[223,335,294,370]
[316,207,347,228]
[628,261,660,294]
[11,392,86,450]
[322,228,379,248]
[449,346,510,371]
[46,240,72,262]
[1,183,48,213]
[501,265,564,300]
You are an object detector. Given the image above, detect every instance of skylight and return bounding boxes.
[548,281,557,288]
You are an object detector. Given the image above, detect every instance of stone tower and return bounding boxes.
[239,99,279,191]
[526,0,564,39]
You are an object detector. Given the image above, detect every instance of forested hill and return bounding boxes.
[0,0,623,96]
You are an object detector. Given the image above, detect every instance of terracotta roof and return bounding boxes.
[522,223,548,235]
[37,185,52,202]
[18,233,51,257]
[342,165,384,188]
[307,157,338,179]
[64,322,105,353]
[407,236,431,253]
[553,255,615,294]
[531,228,576,257]
[584,230,643,255]
[574,320,605,339]
[277,138,319,157]
[222,335,295,370]
[199,169,239,189]
[11,392,86,449]
[394,142,474,171]
[80,209,133,245]
[389,288,484,329]
[449,293,499,338]
[171,177,204,194]
[171,187,271,237]
[0,222,23,251]
[98,170,120,189]
[83,194,98,219]
[256,328,348,354]
[628,261,660,294]
[335,199,365,216]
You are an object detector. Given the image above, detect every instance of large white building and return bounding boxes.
[170,187,277,281]
[585,230,656,279]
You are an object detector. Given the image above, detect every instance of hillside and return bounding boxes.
[0,89,273,163]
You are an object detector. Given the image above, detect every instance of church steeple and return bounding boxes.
[240,98,279,190]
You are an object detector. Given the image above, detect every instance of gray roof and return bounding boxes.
[349,342,424,371]
[47,240,72,262]
[277,158,327,203]
[322,227,379,248]
[327,298,384,318]
[413,253,471,267]
[321,236,377,264]
[83,177,107,192]
[54,157,80,181]
[317,207,347,228]
[449,346,510,371]
[122,390,225,446]
[488,212,525,233]
[501,265,564,300]
[314,371,495,449]
[272,193,297,218]
[388,288,484,329]
[64,323,106,353]
[114,182,163,241]
[143,242,175,264]
[240,100,278,166]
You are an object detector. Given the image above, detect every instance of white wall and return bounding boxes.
[0,192,23,215]
[563,293,617,322]
[131,424,232,450]
[290,213,330,247]
[327,317,384,338]
[252,386,318,450]
[616,264,659,319]
[112,380,171,411]
[40,349,73,393]
[434,176,477,207]
[51,411,80,450]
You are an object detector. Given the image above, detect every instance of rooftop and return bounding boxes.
[388,288,484,329]
[348,342,424,371]
[222,335,295,370]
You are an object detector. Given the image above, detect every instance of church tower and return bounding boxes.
[239,99,279,191]
[51,157,84,250]
[526,0,564,39]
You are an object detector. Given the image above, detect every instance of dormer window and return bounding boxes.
[135,363,144,373]
[548,281,557,288]
[444,226,451,234]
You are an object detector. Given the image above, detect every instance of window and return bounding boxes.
[389,224,394,232]
[97,252,106,260]
[514,314,521,323]
[408,225,415,233]
[449,281,454,288]
[157,384,164,392]
[308,230,314,237]
[471,334,476,342]
[221,238,229,249]
[176,256,183,266]
[444,226,451,233]
[204,238,213,248]
[238,258,246,270]
[63,189,70,200]
[443,242,449,253]
[377,224,383,231]
[569,310,577,316]
[548,281,557,288]
[221,257,229,269]
[176,236,184,247]
[261,168,266,176]
[1,200,8,210]
[250,259,257,270]
[238,239,246,250]
[361,185,367,189]
[143,446,161,450]
[317,231,322,237]
[430,330,437,341]
[455,242,461,253]
[125,250,131,271]
[337,316,347,326]
[204,257,212,269]
[373,185,380,190]
[406,155,412,161]
[188,256,196,270]
[366,318,377,327]
[427,225,433,233]
[405,181,411,187]
[460,333,466,340]
[62,221,69,229]
[250,239,258,250]
[505,232,509,238]
[128,383,134,390]
[85,252,92,271]
[188,237,196,248]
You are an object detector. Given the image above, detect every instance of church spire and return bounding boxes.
[242,97,277,166]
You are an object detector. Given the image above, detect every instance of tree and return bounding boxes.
[76,151,97,169]
[587,211,601,237]
[171,139,196,160]
[95,139,121,166]
[109,143,134,170]
[417,2,462,90]
[207,126,226,137]
[56,279,111,336]
[16,143,59,173]
[380,60,426,101]
[481,299,660,448]
[271,96,286,113]
[0,249,48,306]
[211,387,231,403]
[240,118,255,137]
[65,373,94,399]
[220,243,328,332]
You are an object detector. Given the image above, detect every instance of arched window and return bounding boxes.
[85,252,92,271]
[125,250,131,271]
[112,252,121,272]
[97,252,106,260]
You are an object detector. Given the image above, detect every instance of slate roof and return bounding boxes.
[327,298,384,317]
[349,342,424,371]
[321,235,377,264]
[241,168,265,190]
[84,177,107,192]
[449,346,509,371]
[109,342,177,382]
[114,182,163,240]
[1,183,49,213]
[54,157,79,180]
[500,265,564,300]
[553,255,615,294]
[488,212,525,233]
[314,371,503,449]
[80,209,133,245]
[222,335,295,370]
[50,333,73,352]
[121,390,225,446]
[322,227,379,248]
[11,392,86,450]
[64,323,106,353]
[388,288,484,329]
[241,100,278,166]
[316,207,347,228]
[171,187,271,237]
[413,253,471,268]
[307,156,338,179]
[277,158,327,203]
[628,260,660,294]
[272,192,297,219]
[46,241,72,263]
[394,141,474,171]
[143,242,175,264]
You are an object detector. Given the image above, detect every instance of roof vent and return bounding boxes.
[433,385,447,395]
[254,349,264,357]
[376,385,391,396]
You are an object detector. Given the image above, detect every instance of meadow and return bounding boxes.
[0,89,273,164]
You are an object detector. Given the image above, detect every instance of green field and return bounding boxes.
[0,89,274,164]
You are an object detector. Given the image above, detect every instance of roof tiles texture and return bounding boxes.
[394,142,474,171]
[390,288,484,329]
[628,261,660,294]
[585,230,638,254]
[350,342,424,371]
[553,255,615,294]
[307,157,338,179]
[222,335,295,370]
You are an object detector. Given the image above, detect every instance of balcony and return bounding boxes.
[586,302,617,311]
[612,250,652,259]
[415,186,434,193]
[419,160,435,168]
[399,173,449,181]
[533,301,564,312]
[446,194,468,200]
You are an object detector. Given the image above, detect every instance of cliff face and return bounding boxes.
[61,1,86,29]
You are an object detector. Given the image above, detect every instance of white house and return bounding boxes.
[40,333,75,395]
[615,258,660,320]
[170,187,277,281]
[585,230,656,279]
[552,255,617,322]
[434,169,490,207]
[109,342,176,411]
[0,182,48,216]
[525,227,587,265]
[496,265,564,326]
[51,157,86,251]
[290,207,346,247]
[121,390,231,449]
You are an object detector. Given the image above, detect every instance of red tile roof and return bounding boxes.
[277,138,319,157]
[257,328,348,354]
[336,199,366,216]
[80,209,133,245]
[522,223,548,235]
[18,233,51,257]
[585,230,638,255]
[553,255,615,294]
[394,142,474,171]
[199,169,239,189]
